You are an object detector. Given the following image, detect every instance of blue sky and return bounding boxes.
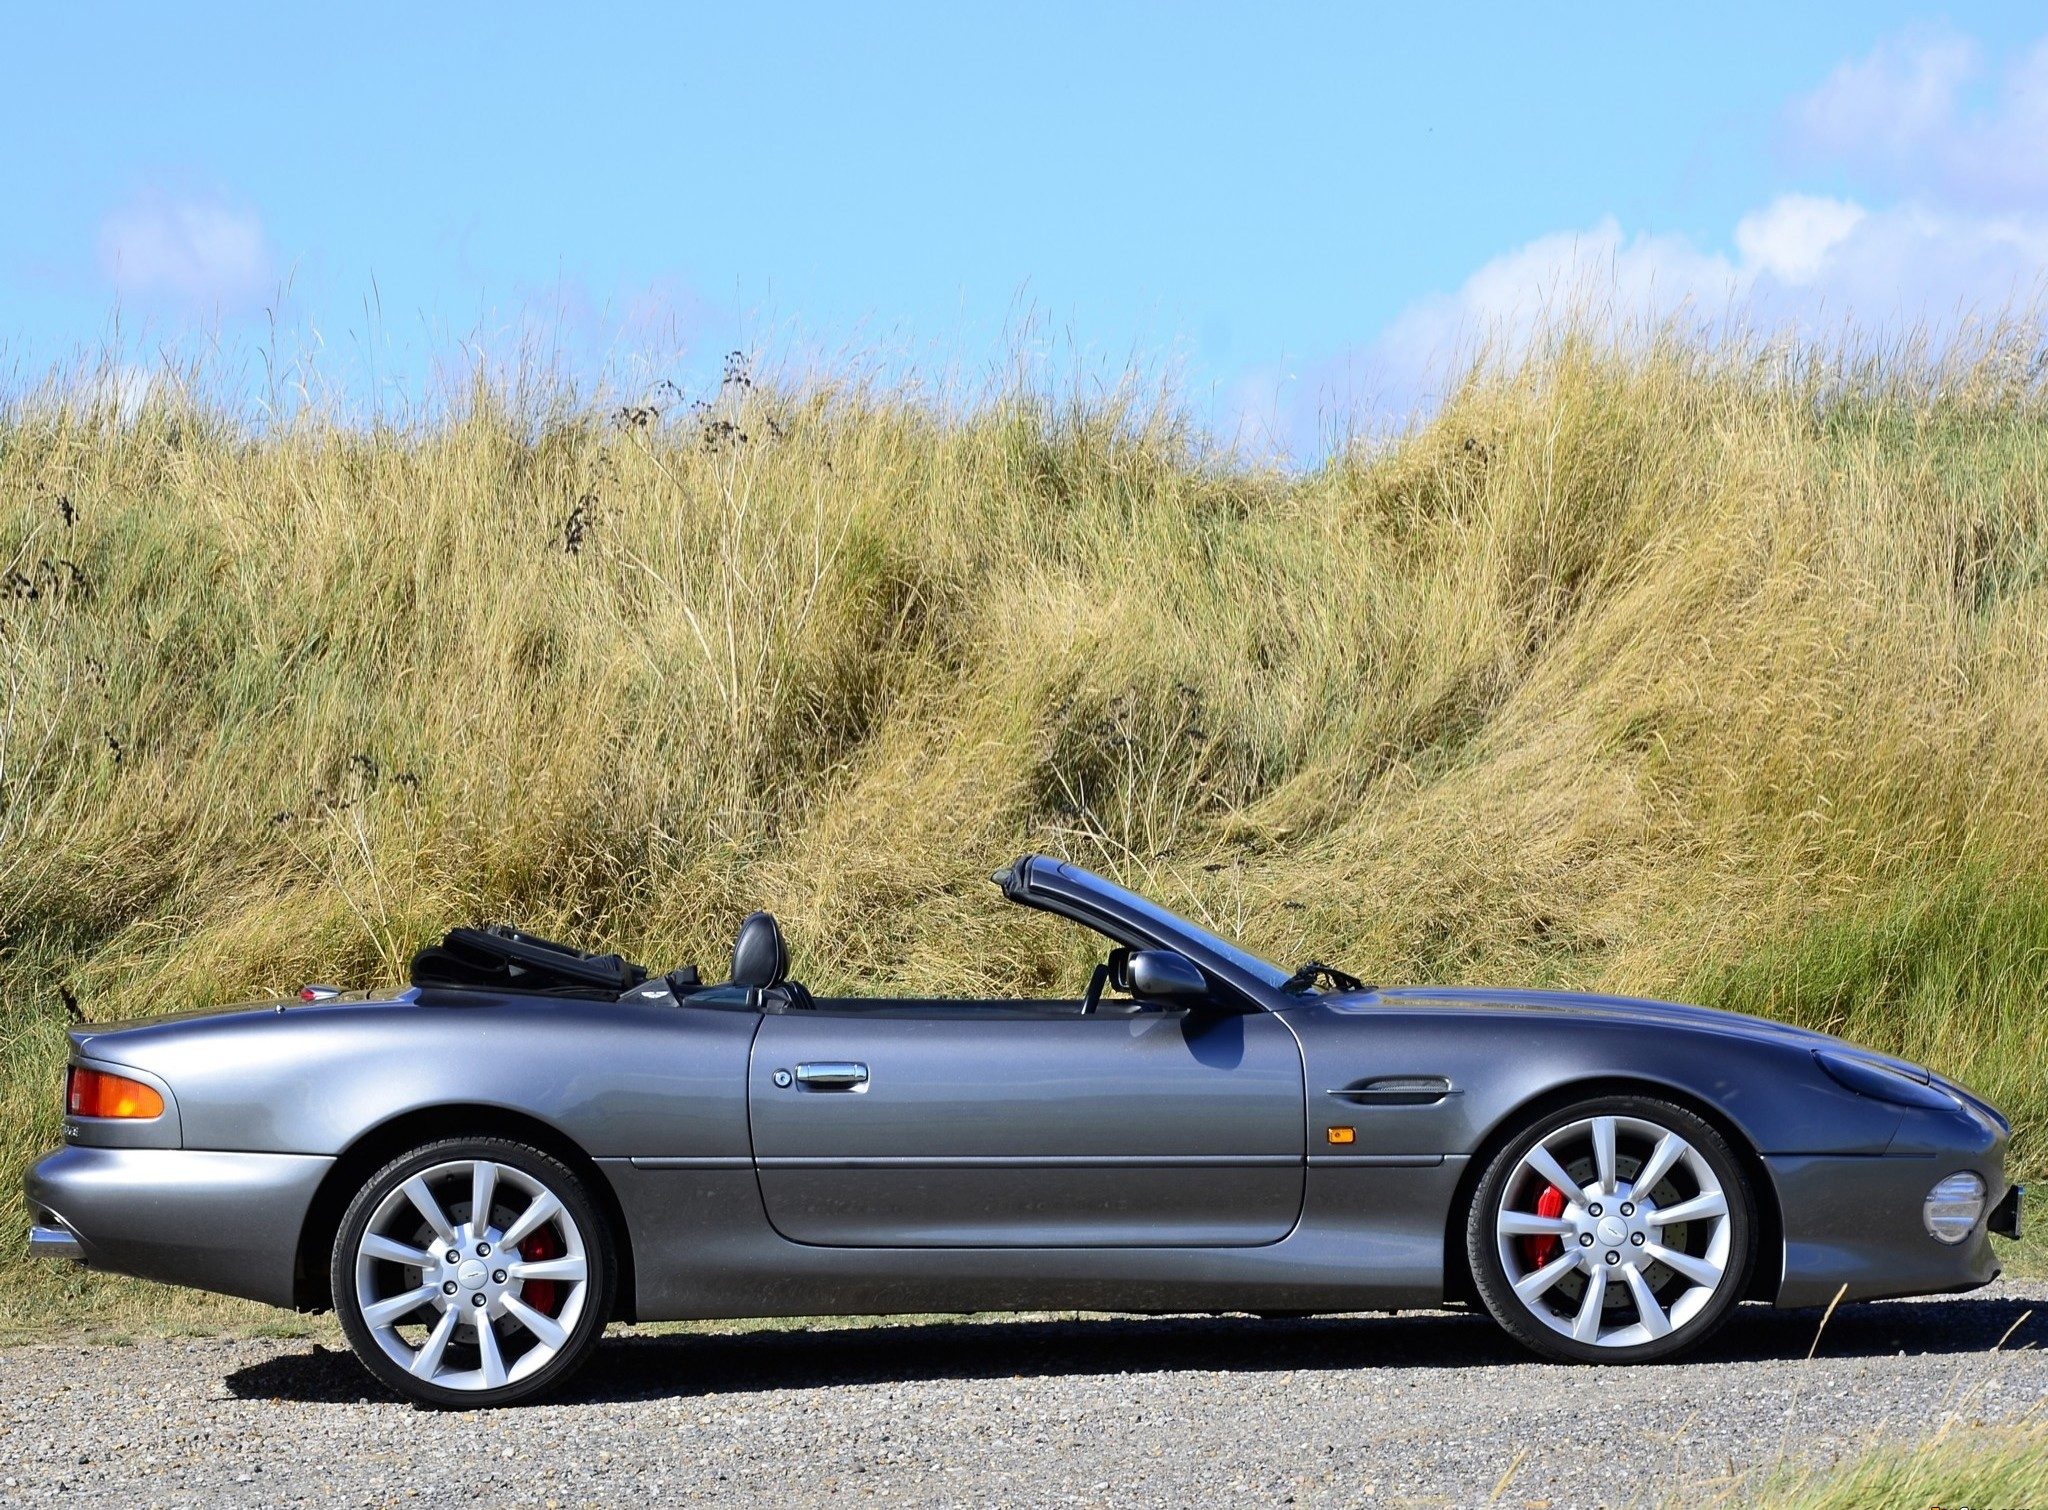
[5,4,2047,452]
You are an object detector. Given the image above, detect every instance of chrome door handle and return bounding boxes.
[794,1061,868,1089]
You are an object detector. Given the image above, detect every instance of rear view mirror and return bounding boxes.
[1125,949,1209,1005]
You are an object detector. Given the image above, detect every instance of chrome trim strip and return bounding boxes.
[28,1223,84,1260]
[628,1156,755,1171]
[1309,1154,1446,1168]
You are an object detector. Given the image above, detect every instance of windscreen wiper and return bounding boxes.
[1278,959,1368,995]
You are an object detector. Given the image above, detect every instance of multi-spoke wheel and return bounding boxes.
[331,1138,615,1406]
[1467,1096,1754,1363]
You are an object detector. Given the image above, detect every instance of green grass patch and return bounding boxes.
[1686,869,2048,1179]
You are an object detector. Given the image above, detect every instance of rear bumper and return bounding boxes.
[25,1144,332,1308]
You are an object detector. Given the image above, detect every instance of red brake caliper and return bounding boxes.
[1520,1185,1566,1270]
[520,1224,562,1316]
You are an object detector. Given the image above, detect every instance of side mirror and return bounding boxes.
[1125,949,1209,1005]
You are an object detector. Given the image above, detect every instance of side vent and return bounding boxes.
[1327,1076,1456,1107]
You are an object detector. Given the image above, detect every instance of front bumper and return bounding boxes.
[1769,1152,2009,1308]
[25,1144,333,1308]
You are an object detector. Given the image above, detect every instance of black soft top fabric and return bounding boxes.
[410,926,648,998]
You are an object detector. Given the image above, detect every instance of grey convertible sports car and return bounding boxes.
[27,856,2021,1405]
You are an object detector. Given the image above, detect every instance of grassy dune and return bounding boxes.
[1,333,2044,1332]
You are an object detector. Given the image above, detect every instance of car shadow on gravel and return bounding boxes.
[228,1289,2043,1407]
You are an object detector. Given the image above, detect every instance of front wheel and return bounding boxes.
[331,1137,616,1407]
[1466,1096,1754,1363]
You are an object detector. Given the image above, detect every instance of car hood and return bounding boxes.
[1310,984,1936,1081]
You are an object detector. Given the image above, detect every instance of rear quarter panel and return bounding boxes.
[70,993,758,1159]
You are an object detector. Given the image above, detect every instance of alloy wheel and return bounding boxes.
[351,1157,592,1392]
[1491,1111,1738,1351]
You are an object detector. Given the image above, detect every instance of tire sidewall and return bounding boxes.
[1466,1094,1755,1365]
[330,1136,616,1408]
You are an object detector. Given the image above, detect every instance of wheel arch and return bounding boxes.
[1439,1075,1784,1307]
[292,1104,638,1321]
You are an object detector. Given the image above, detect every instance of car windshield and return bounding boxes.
[1059,865,1294,991]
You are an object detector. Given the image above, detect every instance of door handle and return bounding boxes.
[793,1061,869,1090]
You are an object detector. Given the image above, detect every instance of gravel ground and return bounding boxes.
[1,1282,2043,1509]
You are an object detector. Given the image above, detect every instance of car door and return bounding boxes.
[748,1001,1306,1247]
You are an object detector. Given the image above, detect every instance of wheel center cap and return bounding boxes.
[458,1259,489,1288]
[1596,1217,1627,1245]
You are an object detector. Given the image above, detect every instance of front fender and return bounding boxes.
[1284,1002,1905,1160]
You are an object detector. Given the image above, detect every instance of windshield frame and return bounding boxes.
[1001,856,1297,1001]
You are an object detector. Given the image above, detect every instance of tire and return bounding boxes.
[1466,1095,1755,1364]
[330,1136,617,1407]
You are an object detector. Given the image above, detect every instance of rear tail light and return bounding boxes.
[66,1067,165,1119]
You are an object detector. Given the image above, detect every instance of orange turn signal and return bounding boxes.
[66,1067,165,1120]
[1326,1126,1356,1145]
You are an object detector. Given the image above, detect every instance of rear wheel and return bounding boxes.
[331,1137,615,1407]
[1467,1096,1754,1363]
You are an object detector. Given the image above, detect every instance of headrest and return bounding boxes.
[731,911,788,989]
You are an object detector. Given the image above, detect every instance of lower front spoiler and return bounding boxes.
[25,1144,333,1308]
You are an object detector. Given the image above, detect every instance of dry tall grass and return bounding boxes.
[1681,1410,2048,1508]
[2,331,2044,1330]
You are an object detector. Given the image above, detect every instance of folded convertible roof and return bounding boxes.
[410,925,649,998]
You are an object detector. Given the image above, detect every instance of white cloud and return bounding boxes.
[1791,26,1981,166]
[98,190,272,306]
[1345,196,2048,425]
[1769,201,2048,319]
[1732,195,1866,284]
[1370,219,1740,400]
[1296,24,2048,441]
[1788,27,2048,208]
